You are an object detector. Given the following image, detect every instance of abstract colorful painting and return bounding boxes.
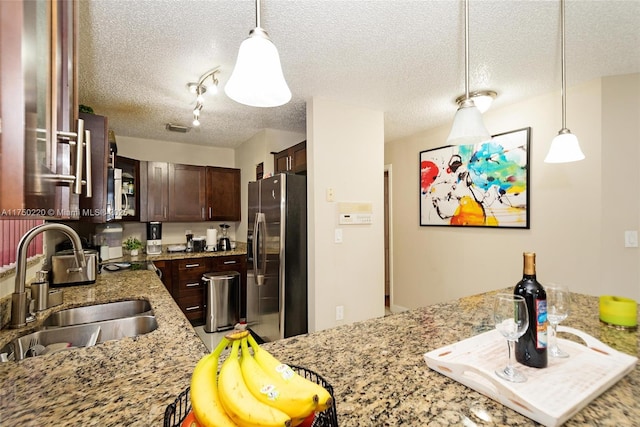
[419,127,530,228]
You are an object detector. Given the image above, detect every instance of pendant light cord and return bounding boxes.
[561,0,566,130]
[464,0,470,99]
[256,0,261,28]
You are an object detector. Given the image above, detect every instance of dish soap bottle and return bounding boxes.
[514,252,548,368]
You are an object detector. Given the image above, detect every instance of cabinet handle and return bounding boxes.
[84,129,92,198]
[223,260,237,265]
[209,207,212,219]
[163,206,167,219]
[186,282,201,287]
[73,119,85,194]
[185,305,200,311]
[202,207,205,219]
[185,263,200,268]
[289,155,293,171]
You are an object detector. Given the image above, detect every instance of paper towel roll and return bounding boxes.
[206,228,218,248]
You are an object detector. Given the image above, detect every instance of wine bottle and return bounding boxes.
[514,252,548,368]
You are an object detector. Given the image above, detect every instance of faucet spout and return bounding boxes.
[10,223,86,328]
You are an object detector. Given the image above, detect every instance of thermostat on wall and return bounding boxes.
[338,202,373,225]
[339,213,373,225]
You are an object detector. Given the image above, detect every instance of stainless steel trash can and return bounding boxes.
[202,271,240,333]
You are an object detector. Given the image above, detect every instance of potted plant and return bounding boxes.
[123,236,143,256]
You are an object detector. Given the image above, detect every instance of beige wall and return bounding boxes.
[600,73,640,295]
[307,97,386,332]
[385,74,640,310]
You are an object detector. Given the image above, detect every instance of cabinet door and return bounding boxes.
[206,167,241,221]
[153,260,173,295]
[146,161,169,221]
[291,141,307,174]
[169,164,206,221]
[273,141,306,175]
[78,113,108,222]
[0,0,80,217]
[274,151,290,174]
[117,156,140,221]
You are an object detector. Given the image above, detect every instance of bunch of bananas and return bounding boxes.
[189,330,333,427]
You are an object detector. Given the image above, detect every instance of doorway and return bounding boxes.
[384,165,393,314]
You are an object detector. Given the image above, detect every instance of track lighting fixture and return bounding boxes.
[187,67,220,127]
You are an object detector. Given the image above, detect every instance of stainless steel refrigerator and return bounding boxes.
[246,173,307,342]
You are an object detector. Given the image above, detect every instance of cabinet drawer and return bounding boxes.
[177,294,205,321]
[176,259,209,271]
[211,255,245,270]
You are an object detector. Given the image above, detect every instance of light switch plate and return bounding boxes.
[334,228,343,243]
[624,230,638,248]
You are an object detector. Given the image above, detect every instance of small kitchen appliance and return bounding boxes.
[52,249,98,286]
[218,224,231,251]
[192,236,206,252]
[146,222,162,255]
[206,227,218,251]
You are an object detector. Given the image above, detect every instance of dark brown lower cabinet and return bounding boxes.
[161,256,247,325]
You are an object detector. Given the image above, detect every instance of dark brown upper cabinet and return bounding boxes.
[274,141,306,175]
[206,167,241,222]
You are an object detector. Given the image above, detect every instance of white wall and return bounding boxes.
[385,74,640,310]
[307,97,386,332]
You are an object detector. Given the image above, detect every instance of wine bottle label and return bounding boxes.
[536,298,548,349]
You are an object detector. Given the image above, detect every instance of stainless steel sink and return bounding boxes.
[43,299,152,327]
[1,315,158,362]
[0,323,101,361]
[1,299,158,362]
[90,315,158,343]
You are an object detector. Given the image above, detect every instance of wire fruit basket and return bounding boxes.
[164,365,338,427]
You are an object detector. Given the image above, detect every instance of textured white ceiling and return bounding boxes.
[78,0,640,148]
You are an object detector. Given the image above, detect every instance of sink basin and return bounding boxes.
[43,299,152,327]
[90,315,158,343]
[0,315,158,362]
[0,323,101,361]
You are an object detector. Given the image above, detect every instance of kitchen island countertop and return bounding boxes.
[1,272,638,426]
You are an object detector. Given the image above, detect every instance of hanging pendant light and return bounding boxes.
[225,0,291,108]
[544,0,585,163]
[446,0,491,146]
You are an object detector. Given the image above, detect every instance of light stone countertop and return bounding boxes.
[0,274,638,426]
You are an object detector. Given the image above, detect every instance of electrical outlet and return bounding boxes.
[336,305,344,320]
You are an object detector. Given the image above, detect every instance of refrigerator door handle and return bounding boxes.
[254,212,266,286]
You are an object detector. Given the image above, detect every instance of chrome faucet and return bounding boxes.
[9,223,86,328]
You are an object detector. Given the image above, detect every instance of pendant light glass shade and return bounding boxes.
[544,0,585,163]
[544,129,585,163]
[446,0,491,145]
[225,29,291,107]
[447,99,491,145]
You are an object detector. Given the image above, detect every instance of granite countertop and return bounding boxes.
[261,290,639,427]
[110,242,247,263]
[0,270,208,426]
[1,277,638,426]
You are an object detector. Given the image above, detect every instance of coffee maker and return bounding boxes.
[146,222,162,255]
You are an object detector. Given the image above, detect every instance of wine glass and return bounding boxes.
[494,293,529,383]
[546,283,571,358]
